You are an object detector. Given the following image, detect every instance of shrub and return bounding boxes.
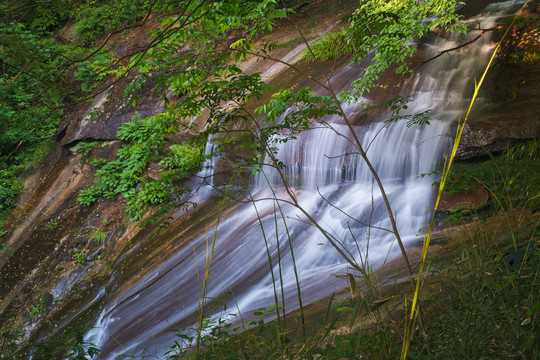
[75,51,115,92]
[73,141,101,162]
[77,112,194,220]
[160,143,204,170]
[73,252,86,265]
[78,186,102,207]
[91,230,107,244]
[0,170,21,215]
[74,1,144,45]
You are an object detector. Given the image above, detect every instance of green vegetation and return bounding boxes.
[144,143,539,360]
[447,144,540,213]
[0,313,25,359]
[0,0,196,225]
[160,143,204,170]
[74,0,144,45]
[73,141,102,162]
[28,300,47,322]
[421,237,539,359]
[77,112,203,220]
[91,230,107,244]
[505,138,539,161]
[74,51,116,92]
[0,170,21,216]
[153,234,538,359]
[304,0,465,97]
[73,252,87,265]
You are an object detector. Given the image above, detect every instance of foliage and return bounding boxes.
[0,23,67,158]
[0,242,12,256]
[32,329,100,360]
[0,170,21,216]
[504,139,539,161]
[0,0,200,219]
[304,0,465,100]
[74,0,144,45]
[0,169,20,244]
[78,112,196,220]
[75,51,116,92]
[419,238,540,359]
[73,141,101,162]
[76,0,290,220]
[447,154,540,212]
[156,296,403,360]
[5,1,533,359]
[499,10,540,65]
[28,298,47,322]
[78,186,102,207]
[303,27,360,61]
[0,314,25,359]
[73,252,87,265]
[1,318,99,359]
[0,2,82,219]
[91,230,107,244]
[160,144,203,170]
[73,0,185,44]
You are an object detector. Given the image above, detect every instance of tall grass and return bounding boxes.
[401,3,531,358]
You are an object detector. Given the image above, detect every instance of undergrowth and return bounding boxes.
[446,141,540,214]
[419,235,539,359]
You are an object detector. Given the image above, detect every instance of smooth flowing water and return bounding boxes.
[85,2,526,358]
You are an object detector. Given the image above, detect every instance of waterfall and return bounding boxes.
[84,2,525,358]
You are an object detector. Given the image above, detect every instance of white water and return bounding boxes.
[84,2,526,358]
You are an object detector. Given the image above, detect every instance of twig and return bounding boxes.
[414,26,502,71]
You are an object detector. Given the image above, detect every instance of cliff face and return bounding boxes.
[0,1,538,357]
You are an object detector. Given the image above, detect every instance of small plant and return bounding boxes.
[91,230,107,244]
[78,186,102,207]
[73,252,87,265]
[72,141,101,162]
[0,243,12,256]
[32,329,100,360]
[0,313,25,359]
[28,298,47,321]
[75,51,115,92]
[46,220,59,231]
[78,112,194,219]
[504,139,539,161]
[90,158,107,168]
[67,286,83,300]
[160,143,204,170]
[0,170,21,216]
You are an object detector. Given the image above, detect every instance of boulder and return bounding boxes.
[456,106,540,160]
[439,186,490,212]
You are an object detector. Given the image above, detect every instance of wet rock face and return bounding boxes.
[58,76,165,145]
[456,19,540,161]
[455,61,540,160]
[456,112,540,160]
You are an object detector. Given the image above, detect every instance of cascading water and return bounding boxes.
[84,2,526,358]
[192,135,221,198]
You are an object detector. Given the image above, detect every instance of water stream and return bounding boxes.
[84,2,526,358]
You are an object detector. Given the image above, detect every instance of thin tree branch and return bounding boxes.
[414,25,502,71]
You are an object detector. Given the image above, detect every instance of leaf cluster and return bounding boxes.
[305,0,466,100]
[160,143,204,170]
